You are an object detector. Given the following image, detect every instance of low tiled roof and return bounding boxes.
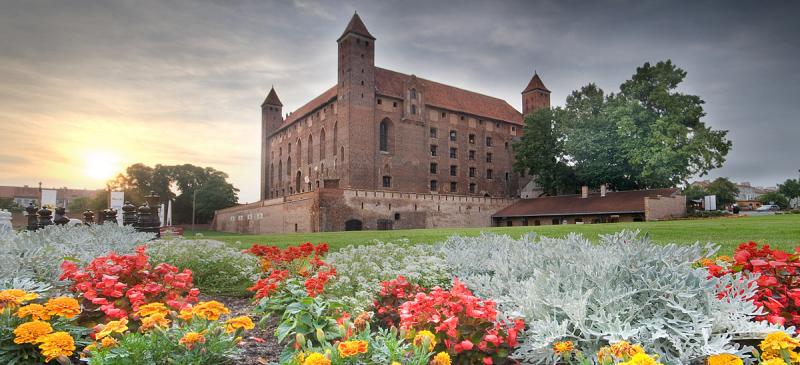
[493,188,680,217]
[375,67,523,125]
[522,72,550,93]
[283,86,337,125]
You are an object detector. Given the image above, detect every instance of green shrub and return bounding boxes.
[146,239,259,296]
[325,241,452,313]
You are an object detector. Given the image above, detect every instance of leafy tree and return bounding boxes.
[682,184,707,201]
[513,108,576,195]
[778,179,800,207]
[759,191,789,209]
[0,197,23,213]
[706,177,739,208]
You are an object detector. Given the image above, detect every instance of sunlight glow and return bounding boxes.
[83,152,121,181]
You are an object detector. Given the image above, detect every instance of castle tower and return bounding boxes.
[336,12,377,188]
[261,86,283,200]
[521,71,550,115]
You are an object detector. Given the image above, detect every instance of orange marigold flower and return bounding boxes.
[136,302,168,318]
[303,352,331,365]
[430,351,451,365]
[179,306,194,321]
[100,336,118,348]
[179,331,207,350]
[37,331,75,362]
[0,289,38,309]
[337,340,368,357]
[225,316,255,333]
[95,318,129,340]
[553,340,574,354]
[140,312,171,332]
[192,301,230,321]
[707,353,743,365]
[16,303,51,321]
[13,320,53,344]
[45,297,81,318]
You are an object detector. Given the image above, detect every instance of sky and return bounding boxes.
[0,0,798,203]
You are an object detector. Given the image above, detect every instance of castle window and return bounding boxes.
[496,122,500,128]
[469,183,476,193]
[449,130,457,142]
[505,172,509,181]
[441,112,446,118]
[430,127,438,138]
[511,126,516,132]
[469,150,476,160]
[486,169,493,179]
[486,153,493,163]
[411,105,417,114]
[430,145,438,157]
[377,98,382,105]
[450,165,457,176]
[411,88,417,99]
[393,101,397,107]
[365,41,369,48]
[468,134,475,144]
[486,137,493,147]
[449,147,457,159]
[460,115,465,121]
[308,135,313,164]
[505,141,509,149]
[469,167,476,177]
[379,119,391,152]
[333,122,338,155]
[430,162,438,174]
[287,157,292,176]
[320,128,326,160]
[450,182,457,192]
[430,180,438,191]
[382,176,391,188]
[360,80,364,86]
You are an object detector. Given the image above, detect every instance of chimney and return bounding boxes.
[581,185,588,198]
[600,184,607,197]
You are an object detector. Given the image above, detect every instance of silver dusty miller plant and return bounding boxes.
[0,223,154,292]
[326,240,453,312]
[441,231,788,365]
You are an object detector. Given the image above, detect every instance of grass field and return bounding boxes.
[194,214,800,255]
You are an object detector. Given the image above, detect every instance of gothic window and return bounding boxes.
[333,122,338,156]
[430,162,438,174]
[308,135,313,164]
[296,139,302,166]
[319,129,326,160]
[411,105,417,115]
[382,176,391,188]
[411,88,417,99]
[287,157,292,176]
[379,119,391,152]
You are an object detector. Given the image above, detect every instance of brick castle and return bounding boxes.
[214,13,550,233]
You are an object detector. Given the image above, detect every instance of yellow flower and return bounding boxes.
[179,306,194,321]
[45,297,81,318]
[553,340,574,354]
[0,289,38,309]
[16,303,51,321]
[707,353,743,365]
[225,316,255,333]
[295,351,305,363]
[192,301,230,321]
[95,318,129,340]
[140,312,171,332]
[761,359,788,365]
[179,331,207,349]
[136,302,168,318]
[37,331,75,362]
[413,330,437,351]
[100,336,118,348]
[391,362,401,365]
[337,340,368,357]
[618,353,663,365]
[760,332,800,361]
[303,352,331,365]
[430,351,451,365]
[13,320,53,344]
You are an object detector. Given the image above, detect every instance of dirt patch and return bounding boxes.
[203,294,283,364]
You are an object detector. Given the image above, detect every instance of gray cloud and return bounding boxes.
[0,0,798,202]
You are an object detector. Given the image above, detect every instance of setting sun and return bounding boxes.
[83,152,120,181]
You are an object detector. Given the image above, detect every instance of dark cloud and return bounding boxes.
[0,0,798,201]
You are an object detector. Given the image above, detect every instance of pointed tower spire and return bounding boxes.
[262,86,283,107]
[337,12,375,41]
[522,72,550,94]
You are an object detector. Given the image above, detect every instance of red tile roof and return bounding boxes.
[493,188,680,217]
[375,67,523,124]
[522,72,550,93]
[283,86,337,125]
[338,13,375,41]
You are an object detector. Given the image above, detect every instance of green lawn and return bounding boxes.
[194,214,800,255]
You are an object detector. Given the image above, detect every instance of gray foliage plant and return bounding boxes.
[440,231,788,364]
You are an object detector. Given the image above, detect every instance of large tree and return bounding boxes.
[513,108,576,195]
[706,177,739,208]
[759,191,789,209]
[514,60,731,194]
[778,179,800,207]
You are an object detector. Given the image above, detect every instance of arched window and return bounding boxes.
[379,119,391,152]
[320,128,326,160]
[411,105,417,115]
[333,122,338,156]
[286,157,291,176]
[276,162,281,184]
[411,88,417,99]
[296,139,302,167]
[307,135,313,164]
